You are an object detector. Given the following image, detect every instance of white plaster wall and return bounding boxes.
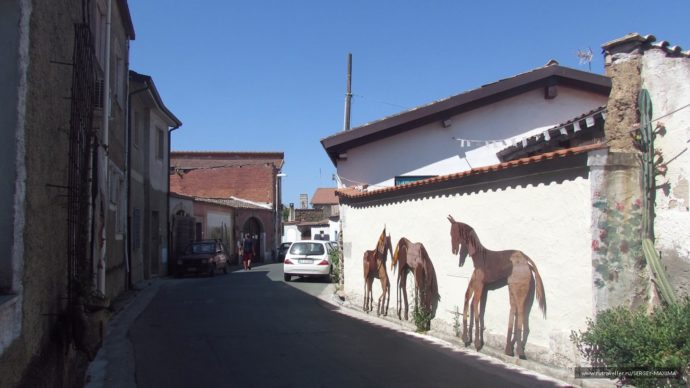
[310,226,329,240]
[641,49,690,272]
[206,212,233,243]
[283,225,299,243]
[341,175,593,365]
[328,219,340,243]
[337,87,608,189]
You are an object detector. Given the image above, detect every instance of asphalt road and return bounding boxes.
[128,263,569,388]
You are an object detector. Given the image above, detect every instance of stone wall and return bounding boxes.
[0,1,89,387]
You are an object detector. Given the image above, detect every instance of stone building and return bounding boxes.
[170,152,285,261]
[1,0,135,386]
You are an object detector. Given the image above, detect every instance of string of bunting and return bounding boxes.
[452,109,606,148]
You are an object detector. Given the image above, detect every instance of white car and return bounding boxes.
[283,240,333,282]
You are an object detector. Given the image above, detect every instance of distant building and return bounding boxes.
[170,152,285,261]
[283,188,340,242]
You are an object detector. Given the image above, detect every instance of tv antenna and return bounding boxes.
[576,47,593,71]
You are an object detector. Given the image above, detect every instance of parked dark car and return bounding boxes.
[176,240,230,277]
[277,242,292,262]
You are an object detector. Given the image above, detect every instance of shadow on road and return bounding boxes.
[129,263,567,388]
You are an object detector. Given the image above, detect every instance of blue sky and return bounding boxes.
[128,0,689,206]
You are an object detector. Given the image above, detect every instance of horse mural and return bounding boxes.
[447,215,546,358]
[362,227,392,316]
[391,238,440,326]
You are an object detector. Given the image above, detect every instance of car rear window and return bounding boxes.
[189,243,215,254]
[289,243,325,256]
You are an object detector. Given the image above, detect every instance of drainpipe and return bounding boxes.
[167,124,180,275]
[97,0,112,296]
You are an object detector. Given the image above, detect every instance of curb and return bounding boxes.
[84,279,163,388]
[315,288,615,388]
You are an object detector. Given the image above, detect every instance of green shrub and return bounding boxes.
[328,247,341,284]
[413,290,433,332]
[453,305,462,338]
[570,298,690,387]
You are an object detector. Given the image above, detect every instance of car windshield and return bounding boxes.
[289,243,325,256]
[189,243,215,254]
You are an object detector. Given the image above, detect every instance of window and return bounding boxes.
[133,111,141,148]
[394,175,437,186]
[189,243,215,254]
[109,165,125,236]
[92,0,107,70]
[156,127,164,160]
[289,242,325,256]
[113,38,124,108]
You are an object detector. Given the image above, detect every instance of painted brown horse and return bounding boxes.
[447,215,546,358]
[391,237,440,324]
[363,227,392,316]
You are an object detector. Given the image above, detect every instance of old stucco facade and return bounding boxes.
[602,33,690,299]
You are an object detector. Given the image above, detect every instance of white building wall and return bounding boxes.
[336,88,608,189]
[641,50,690,276]
[283,225,299,243]
[340,173,593,366]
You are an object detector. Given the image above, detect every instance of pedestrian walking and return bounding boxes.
[242,233,254,270]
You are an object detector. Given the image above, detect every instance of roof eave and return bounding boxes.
[129,70,182,128]
[336,143,606,200]
[321,65,610,162]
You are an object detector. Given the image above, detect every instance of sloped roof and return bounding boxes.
[497,106,606,161]
[321,63,611,165]
[129,70,182,128]
[171,151,284,170]
[170,165,275,204]
[193,197,271,210]
[337,143,605,200]
[311,188,338,205]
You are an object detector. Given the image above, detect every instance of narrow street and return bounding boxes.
[91,263,569,388]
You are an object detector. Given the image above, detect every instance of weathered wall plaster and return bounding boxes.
[340,157,595,368]
[640,48,690,297]
[603,35,690,298]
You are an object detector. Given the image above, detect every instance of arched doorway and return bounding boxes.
[242,217,264,262]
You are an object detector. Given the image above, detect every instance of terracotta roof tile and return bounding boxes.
[336,143,606,200]
[311,188,338,205]
[602,33,690,58]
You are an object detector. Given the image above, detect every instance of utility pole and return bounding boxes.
[343,53,352,131]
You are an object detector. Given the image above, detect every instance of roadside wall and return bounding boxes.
[340,153,595,368]
[603,34,690,298]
